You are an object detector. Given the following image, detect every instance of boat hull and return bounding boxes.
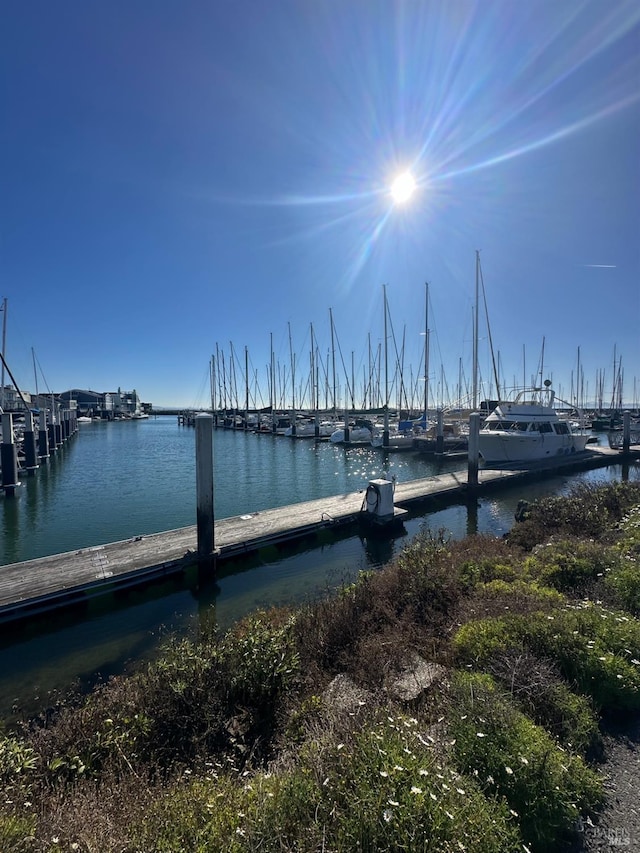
[371,434,416,450]
[478,432,589,464]
[330,427,373,444]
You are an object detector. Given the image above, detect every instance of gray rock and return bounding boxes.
[387,653,446,702]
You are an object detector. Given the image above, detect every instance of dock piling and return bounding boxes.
[467,413,480,488]
[1,413,20,496]
[623,411,631,454]
[436,410,444,455]
[195,414,215,569]
[38,410,50,462]
[23,410,39,474]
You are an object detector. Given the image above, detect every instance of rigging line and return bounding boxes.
[332,319,354,407]
[386,306,410,412]
[33,350,52,394]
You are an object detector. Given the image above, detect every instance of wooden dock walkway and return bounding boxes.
[0,445,637,624]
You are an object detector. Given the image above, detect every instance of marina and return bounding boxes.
[0,414,638,723]
[0,431,636,625]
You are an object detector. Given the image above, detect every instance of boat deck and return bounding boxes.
[0,445,637,624]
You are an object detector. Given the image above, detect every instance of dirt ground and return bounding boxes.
[580,714,640,851]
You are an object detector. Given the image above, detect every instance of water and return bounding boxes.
[2,416,466,564]
[1,416,637,722]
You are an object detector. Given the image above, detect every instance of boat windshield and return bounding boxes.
[485,421,530,431]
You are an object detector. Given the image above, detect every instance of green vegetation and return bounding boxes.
[1,479,639,851]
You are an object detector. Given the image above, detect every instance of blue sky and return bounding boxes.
[2,0,639,410]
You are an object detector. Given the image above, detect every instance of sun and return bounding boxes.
[390,171,417,204]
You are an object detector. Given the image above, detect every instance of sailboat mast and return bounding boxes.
[0,298,7,410]
[383,285,389,408]
[473,253,479,410]
[330,308,337,418]
[383,284,389,445]
[270,332,275,416]
[244,346,249,422]
[288,322,295,413]
[212,353,216,414]
[424,282,429,422]
[32,346,39,398]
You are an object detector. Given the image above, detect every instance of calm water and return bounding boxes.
[2,416,466,565]
[1,416,637,722]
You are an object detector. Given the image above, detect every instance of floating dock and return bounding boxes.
[0,445,638,625]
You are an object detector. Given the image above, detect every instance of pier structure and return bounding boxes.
[0,441,638,626]
[0,399,81,492]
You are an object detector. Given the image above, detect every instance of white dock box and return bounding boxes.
[365,478,395,518]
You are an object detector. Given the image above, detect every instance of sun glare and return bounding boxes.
[390,171,416,204]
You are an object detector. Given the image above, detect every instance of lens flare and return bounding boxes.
[390,171,416,204]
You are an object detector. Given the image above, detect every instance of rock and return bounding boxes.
[322,673,372,714]
[387,653,447,702]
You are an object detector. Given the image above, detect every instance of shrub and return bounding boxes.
[605,504,640,614]
[452,615,526,665]
[474,579,565,608]
[606,561,640,616]
[218,610,300,707]
[536,681,602,756]
[506,482,640,551]
[0,812,36,853]
[459,559,518,589]
[448,672,604,852]
[523,538,620,594]
[131,712,523,853]
[0,733,38,783]
[453,606,640,713]
[478,651,602,757]
[313,711,522,853]
[294,531,464,686]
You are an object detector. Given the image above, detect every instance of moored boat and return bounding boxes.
[478,381,590,465]
[330,418,378,445]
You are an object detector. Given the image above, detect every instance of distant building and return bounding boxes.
[1,386,150,418]
[0,385,31,410]
[57,388,151,419]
